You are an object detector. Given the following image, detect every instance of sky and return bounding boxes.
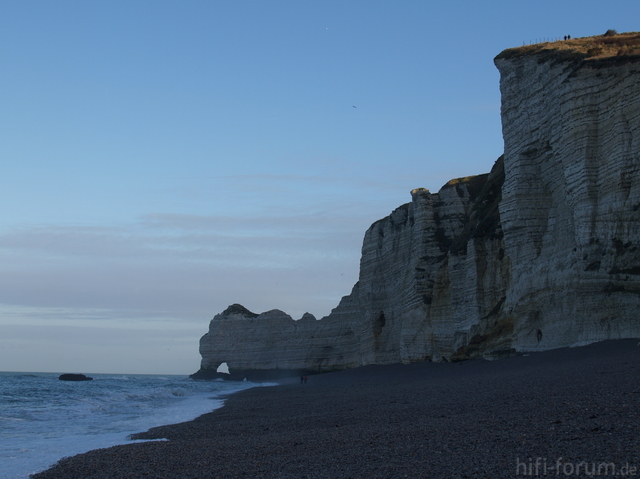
[1,1,638,375]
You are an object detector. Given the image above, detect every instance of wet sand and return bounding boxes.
[32,339,640,478]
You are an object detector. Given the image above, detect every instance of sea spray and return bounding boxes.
[0,371,272,479]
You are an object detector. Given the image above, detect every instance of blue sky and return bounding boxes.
[1,1,638,374]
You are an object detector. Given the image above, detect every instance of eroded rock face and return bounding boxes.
[195,33,640,378]
[195,161,509,377]
[493,33,640,353]
[354,162,509,364]
[195,302,362,379]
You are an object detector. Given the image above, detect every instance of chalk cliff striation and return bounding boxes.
[193,32,640,380]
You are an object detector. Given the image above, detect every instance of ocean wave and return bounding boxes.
[169,388,188,397]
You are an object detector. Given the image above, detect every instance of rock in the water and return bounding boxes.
[59,373,93,381]
[196,32,640,378]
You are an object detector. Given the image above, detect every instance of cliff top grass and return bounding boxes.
[445,175,479,187]
[495,30,640,63]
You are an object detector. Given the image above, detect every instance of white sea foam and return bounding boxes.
[0,371,272,479]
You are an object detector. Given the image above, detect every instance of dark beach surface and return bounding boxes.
[32,339,640,479]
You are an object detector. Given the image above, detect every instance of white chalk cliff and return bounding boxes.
[193,32,640,380]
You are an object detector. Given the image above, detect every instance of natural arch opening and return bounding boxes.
[216,362,229,374]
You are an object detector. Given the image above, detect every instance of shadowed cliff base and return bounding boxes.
[32,339,640,479]
[190,367,319,382]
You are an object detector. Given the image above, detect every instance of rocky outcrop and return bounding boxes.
[193,303,362,380]
[193,163,509,379]
[194,32,640,379]
[59,374,93,381]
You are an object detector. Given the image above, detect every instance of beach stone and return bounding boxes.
[32,339,640,479]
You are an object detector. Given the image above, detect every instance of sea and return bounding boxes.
[0,371,270,479]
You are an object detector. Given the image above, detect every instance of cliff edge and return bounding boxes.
[193,32,640,380]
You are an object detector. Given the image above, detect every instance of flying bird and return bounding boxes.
[352,105,357,108]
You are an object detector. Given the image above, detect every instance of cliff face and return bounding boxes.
[194,33,640,379]
[197,303,362,379]
[494,32,640,352]
[195,161,510,378]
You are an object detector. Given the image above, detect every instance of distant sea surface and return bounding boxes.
[0,371,268,479]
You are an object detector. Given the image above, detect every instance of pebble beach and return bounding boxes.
[32,339,640,478]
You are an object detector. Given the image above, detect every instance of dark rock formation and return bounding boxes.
[59,374,93,381]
